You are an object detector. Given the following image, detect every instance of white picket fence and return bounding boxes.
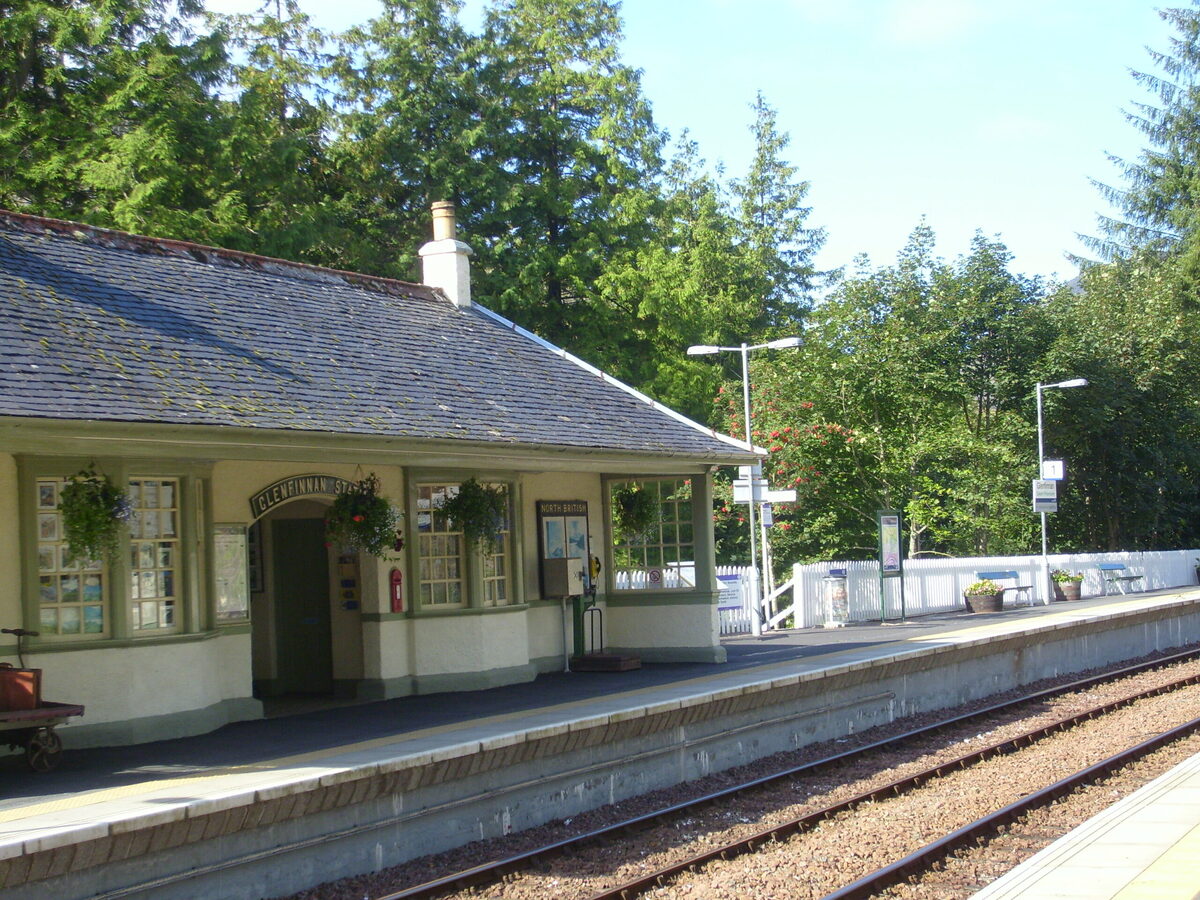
[718,549,1200,636]
[715,566,754,634]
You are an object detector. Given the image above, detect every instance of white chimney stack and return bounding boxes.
[419,200,473,307]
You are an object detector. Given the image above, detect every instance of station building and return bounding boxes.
[0,205,754,747]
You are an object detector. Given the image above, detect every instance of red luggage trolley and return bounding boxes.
[0,628,84,771]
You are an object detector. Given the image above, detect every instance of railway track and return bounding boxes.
[359,647,1200,900]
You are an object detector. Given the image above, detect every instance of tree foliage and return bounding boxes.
[711,227,1047,567]
[1040,251,1200,551]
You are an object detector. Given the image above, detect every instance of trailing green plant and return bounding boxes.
[964,579,1001,596]
[611,482,660,540]
[1050,569,1083,583]
[440,478,508,553]
[58,466,132,564]
[325,474,402,556]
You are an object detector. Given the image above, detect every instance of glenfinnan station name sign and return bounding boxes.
[249,474,353,518]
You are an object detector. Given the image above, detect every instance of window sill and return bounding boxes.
[22,628,242,654]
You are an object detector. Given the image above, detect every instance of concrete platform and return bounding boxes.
[974,750,1200,899]
[0,588,1198,900]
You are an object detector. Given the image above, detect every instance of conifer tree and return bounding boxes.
[1093,2,1200,260]
[470,0,665,359]
[730,92,826,323]
[327,0,481,280]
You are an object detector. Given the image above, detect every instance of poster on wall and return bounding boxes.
[213,524,251,621]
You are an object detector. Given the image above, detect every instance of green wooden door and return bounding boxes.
[273,518,332,694]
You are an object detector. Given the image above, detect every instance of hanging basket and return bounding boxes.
[440,478,508,553]
[58,467,132,565]
[611,483,659,540]
[325,474,402,556]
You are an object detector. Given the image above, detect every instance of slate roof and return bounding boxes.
[0,211,749,461]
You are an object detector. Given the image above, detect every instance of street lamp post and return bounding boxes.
[688,336,802,636]
[1036,377,1087,605]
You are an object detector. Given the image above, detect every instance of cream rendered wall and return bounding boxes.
[606,600,721,656]
[411,609,529,677]
[363,619,411,681]
[34,633,252,727]
[0,454,20,642]
[527,602,568,668]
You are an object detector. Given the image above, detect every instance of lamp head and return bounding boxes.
[1054,378,1088,389]
[765,336,803,350]
[686,345,721,356]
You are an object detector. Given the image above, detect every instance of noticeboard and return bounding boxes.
[213,524,250,622]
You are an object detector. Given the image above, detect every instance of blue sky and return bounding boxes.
[211,0,1174,282]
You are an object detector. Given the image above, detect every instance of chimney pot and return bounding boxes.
[431,200,457,241]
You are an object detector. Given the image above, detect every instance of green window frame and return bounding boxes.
[21,458,209,642]
[412,477,519,611]
[609,477,695,591]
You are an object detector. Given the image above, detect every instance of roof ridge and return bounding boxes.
[471,305,757,457]
[0,208,441,301]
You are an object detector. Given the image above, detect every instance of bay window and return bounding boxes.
[414,479,516,610]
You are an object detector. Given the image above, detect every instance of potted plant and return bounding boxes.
[611,482,659,540]
[58,466,133,564]
[963,579,1003,613]
[440,478,508,553]
[325,474,402,556]
[1051,569,1084,602]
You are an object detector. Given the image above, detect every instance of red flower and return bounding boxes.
[352,514,364,523]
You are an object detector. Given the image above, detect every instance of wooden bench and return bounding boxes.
[1098,562,1144,595]
[976,570,1034,607]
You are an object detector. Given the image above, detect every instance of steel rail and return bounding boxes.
[583,670,1200,900]
[374,647,1200,900]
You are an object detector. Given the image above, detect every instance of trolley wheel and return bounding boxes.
[26,727,63,772]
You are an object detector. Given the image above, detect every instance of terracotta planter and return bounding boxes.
[965,591,1003,613]
[1053,581,1082,602]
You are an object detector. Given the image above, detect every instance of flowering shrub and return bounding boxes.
[965,579,1001,595]
[1050,569,1083,583]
